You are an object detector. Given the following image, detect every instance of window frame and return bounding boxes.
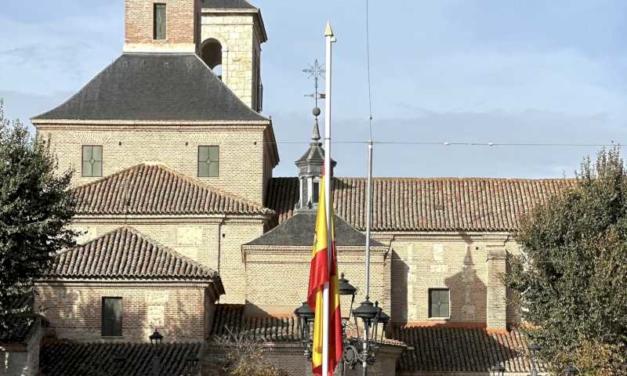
[101,297,123,337]
[81,145,103,178]
[153,3,167,40]
[428,288,450,319]
[197,145,220,177]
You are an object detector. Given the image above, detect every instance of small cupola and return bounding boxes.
[295,107,336,211]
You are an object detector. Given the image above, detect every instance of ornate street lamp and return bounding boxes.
[564,364,578,376]
[294,301,315,359]
[528,343,541,376]
[112,352,126,371]
[338,273,357,323]
[149,329,163,376]
[490,364,505,376]
[185,354,200,376]
[294,276,390,374]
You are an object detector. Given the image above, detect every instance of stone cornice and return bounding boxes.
[33,119,270,128]
[72,214,269,224]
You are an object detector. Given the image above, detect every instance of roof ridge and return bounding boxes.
[151,162,273,214]
[72,163,274,215]
[87,226,218,277]
[53,226,219,281]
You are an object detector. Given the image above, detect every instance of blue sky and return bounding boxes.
[2,0,627,178]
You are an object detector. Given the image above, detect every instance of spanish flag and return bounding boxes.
[308,175,343,376]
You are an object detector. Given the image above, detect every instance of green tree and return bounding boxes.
[0,101,76,337]
[506,148,627,375]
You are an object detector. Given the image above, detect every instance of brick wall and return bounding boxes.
[37,124,271,204]
[71,218,266,304]
[125,0,199,52]
[35,282,212,342]
[242,246,390,316]
[384,233,519,326]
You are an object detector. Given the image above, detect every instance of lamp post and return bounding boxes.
[528,343,540,376]
[294,301,315,359]
[149,329,163,376]
[294,275,390,374]
[563,364,578,376]
[490,364,505,376]
[185,354,200,376]
[112,352,126,371]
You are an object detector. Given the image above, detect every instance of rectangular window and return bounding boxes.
[82,145,103,177]
[154,3,166,40]
[198,145,219,177]
[102,297,123,337]
[428,288,450,318]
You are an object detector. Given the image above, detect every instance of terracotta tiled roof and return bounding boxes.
[394,326,545,373]
[40,341,202,376]
[210,304,302,342]
[47,227,221,283]
[73,163,273,216]
[267,177,573,232]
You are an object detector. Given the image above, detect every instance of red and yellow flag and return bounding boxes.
[308,175,343,376]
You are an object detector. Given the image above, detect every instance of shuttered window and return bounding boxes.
[82,145,103,177]
[198,146,219,177]
[428,289,450,318]
[102,297,123,337]
[154,3,166,40]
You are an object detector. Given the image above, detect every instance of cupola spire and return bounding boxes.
[295,107,335,211]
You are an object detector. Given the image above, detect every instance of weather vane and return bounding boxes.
[303,59,325,109]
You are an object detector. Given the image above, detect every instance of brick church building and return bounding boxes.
[0,0,565,374]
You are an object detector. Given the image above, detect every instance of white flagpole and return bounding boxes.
[323,21,335,376]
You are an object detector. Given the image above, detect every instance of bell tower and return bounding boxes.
[124,0,200,53]
[200,0,267,111]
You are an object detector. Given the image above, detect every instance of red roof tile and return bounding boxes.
[48,227,221,283]
[73,163,272,216]
[40,341,202,376]
[267,177,573,232]
[394,326,545,373]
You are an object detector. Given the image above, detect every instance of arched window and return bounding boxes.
[201,38,223,79]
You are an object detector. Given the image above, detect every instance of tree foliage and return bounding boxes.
[0,101,76,337]
[506,148,627,375]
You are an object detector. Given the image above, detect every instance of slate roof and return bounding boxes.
[40,341,202,376]
[72,163,273,217]
[246,211,382,247]
[267,177,573,232]
[47,227,221,284]
[202,0,257,9]
[32,53,267,122]
[395,326,545,374]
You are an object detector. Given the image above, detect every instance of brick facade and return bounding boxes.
[383,233,519,328]
[35,282,216,342]
[124,0,199,53]
[241,246,390,316]
[37,124,274,204]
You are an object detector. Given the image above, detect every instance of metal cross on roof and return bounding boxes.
[303,59,325,108]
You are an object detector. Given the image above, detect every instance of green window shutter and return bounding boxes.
[102,297,123,337]
[154,4,166,40]
[82,146,103,177]
[429,289,450,318]
[198,146,219,177]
